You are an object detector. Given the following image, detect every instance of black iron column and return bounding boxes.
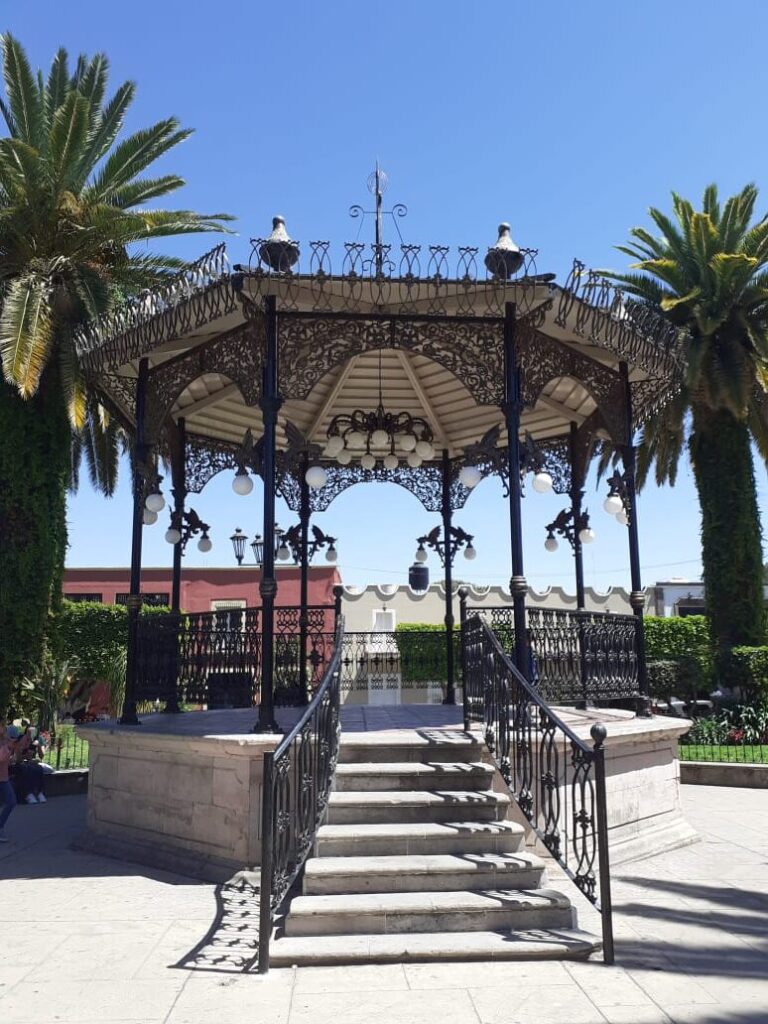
[441,449,457,705]
[170,418,186,614]
[298,453,310,704]
[569,422,586,611]
[620,362,650,714]
[121,357,149,725]
[257,295,281,733]
[503,302,530,678]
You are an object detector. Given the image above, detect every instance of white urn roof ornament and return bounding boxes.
[485,222,523,279]
[259,215,300,272]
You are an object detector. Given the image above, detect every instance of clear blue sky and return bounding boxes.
[10,1,768,592]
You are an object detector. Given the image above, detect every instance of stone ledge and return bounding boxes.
[681,760,768,789]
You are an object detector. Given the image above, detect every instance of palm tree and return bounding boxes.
[606,184,768,675]
[0,35,232,712]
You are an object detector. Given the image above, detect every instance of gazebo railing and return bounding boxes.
[134,603,336,709]
[462,613,614,963]
[466,603,643,709]
[258,619,344,973]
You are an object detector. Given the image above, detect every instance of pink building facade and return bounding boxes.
[62,566,341,612]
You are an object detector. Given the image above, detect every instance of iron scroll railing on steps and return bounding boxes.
[257,620,344,973]
[462,612,615,963]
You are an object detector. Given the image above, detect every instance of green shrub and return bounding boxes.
[647,656,701,702]
[725,646,768,702]
[644,616,713,683]
[394,624,460,684]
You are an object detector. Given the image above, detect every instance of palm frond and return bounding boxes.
[1,34,42,146]
[0,275,54,395]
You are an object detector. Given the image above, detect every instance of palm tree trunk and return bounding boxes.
[689,405,764,676]
[0,369,70,715]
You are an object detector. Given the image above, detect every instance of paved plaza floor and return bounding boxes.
[1,784,766,1024]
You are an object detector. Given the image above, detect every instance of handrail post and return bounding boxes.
[459,587,469,731]
[258,750,276,974]
[591,722,615,965]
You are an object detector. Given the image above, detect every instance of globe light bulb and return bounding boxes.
[360,453,376,470]
[197,534,212,553]
[400,434,417,452]
[347,431,365,448]
[415,440,434,460]
[544,535,558,552]
[579,527,595,545]
[616,509,630,526]
[464,544,477,560]
[371,428,389,448]
[232,470,253,496]
[165,527,182,545]
[325,436,344,457]
[415,546,428,563]
[459,465,482,489]
[604,493,623,516]
[325,544,338,563]
[532,471,553,494]
[145,492,165,513]
[336,449,352,465]
[305,465,327,490]
[383,453,399,471]
[277,543,291,561]
[406,452,422,468]
[143,509,158,526]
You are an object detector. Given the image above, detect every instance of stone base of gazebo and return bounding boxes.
[76,706,696,883]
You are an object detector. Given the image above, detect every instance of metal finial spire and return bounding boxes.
[350,164,407,274]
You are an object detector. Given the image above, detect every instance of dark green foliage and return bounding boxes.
[644,615,713,681]
[394,623,460,684]
[689,408,765,673]
[726,646,768,703]
[0,372,69,716]
[647,656,701,702]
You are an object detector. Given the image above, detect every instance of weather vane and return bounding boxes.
[349,163,407,274]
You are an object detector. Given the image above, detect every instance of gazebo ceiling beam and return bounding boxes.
[534,394,590,426]
[394,350,452,451]
[175,382,240,419]
[306,357,358,441]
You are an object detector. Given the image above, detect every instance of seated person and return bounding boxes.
[16,726,47,804]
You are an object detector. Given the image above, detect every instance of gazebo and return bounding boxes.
[76,173,680,730]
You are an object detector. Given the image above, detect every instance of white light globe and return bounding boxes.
[464,544,477,561]
[400,434,417,452]
[277,543,291,561]
[145,492,165,513]
[165,528,182,545]
[616,509,630,526]
[232,471,253,496]
[415,547,428,563]
[371,428,389,448]
[544,535,558,552]
[579,527,595,545]
[325,545,338,563]
[305,465,327,490]
[459,465,482,489]
[415,440,434,461]
[325,436,344,457]
[532,471,553,494]
[336,449,352,465]
[604,493,623,516]
[197,535,212,553]
[406,452,422,468]
[143,508,158,526]
[347,431,366,448]
[360,452,376,470]
[383,453,399,470]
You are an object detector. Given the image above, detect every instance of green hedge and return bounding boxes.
[48,601,168,681]
[725,646,768,703]
[644,615,713,683]
[647,656,700,702]
[394,623,459,684]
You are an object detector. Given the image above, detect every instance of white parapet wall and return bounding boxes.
[340,582,640,632]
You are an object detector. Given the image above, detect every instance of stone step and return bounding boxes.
[334,761,494,792]
[284,887,574,937]
[339,730,482,765]
[269,928,601,966]
[327,789,510,825]
[303,851,547,895]
[316,819,526,858]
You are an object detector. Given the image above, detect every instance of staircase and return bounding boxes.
[269,728,600,965]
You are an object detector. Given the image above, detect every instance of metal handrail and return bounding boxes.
[257,619,345,973]
[462,612,614,963]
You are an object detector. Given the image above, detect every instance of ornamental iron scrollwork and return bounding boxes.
[461,613,613,958]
